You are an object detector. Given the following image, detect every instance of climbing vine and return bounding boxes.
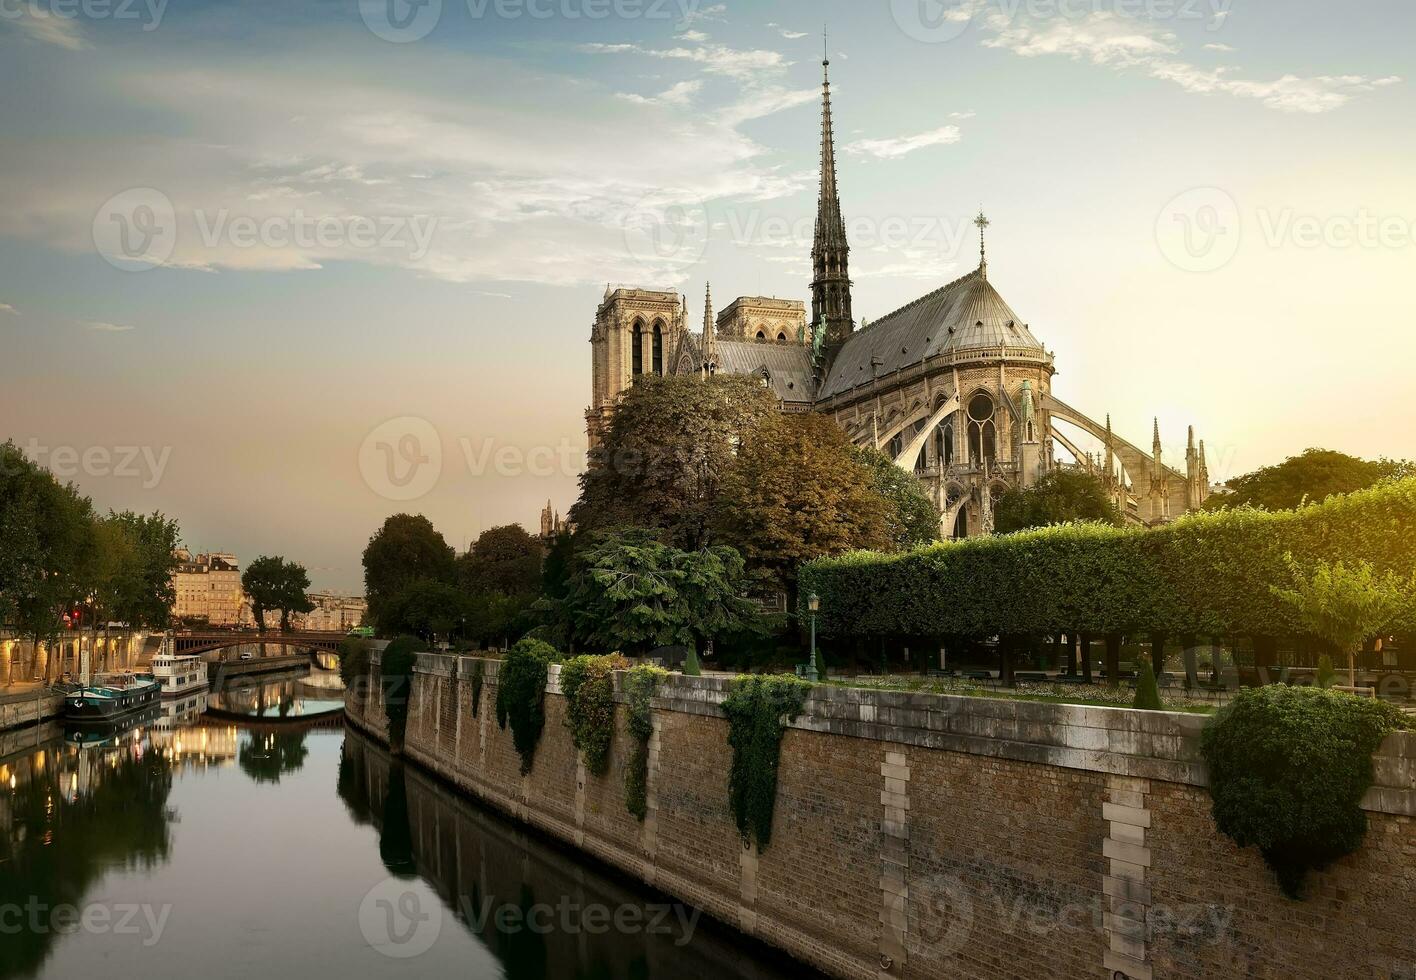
[1201,685,1406,897]
[623,665,667,820]
[560,654,629,775]
[720,675,811,852]
[495,638,557,774]
[379,636,420,749]
[469,657,485,718]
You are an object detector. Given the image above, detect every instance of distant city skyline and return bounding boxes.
[3,0,1413,590]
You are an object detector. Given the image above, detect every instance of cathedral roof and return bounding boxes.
[710,337,818,404]
[817,267,1046,401]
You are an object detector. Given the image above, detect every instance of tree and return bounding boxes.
[1273,557,1410,690]
[713,413,891,607]
[850,446,940,549]
[380,578,468,644]
[564,530,758,657]
[105,511,180,628]
[993,470,1123,534]
[1207,448,1413,512]
[363,514,456,631]
[457,524,543,596]
[572,375,776,550]
[241,556,313,632]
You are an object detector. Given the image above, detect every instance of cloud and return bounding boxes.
[679,3,725,24]
[5,9,89,50]
[0,303,16,315]
[0,36,819,290]
[580,40,788,82]
[980,11,1401,114]
[766,22,808,40]
[846,126,962,160]
[1203,42,1236,53]
[617,79,704,108]
[675,29,709,42]
[84,321,136,332]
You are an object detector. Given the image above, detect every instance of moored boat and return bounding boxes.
[151,650,209,697]
[63,672,162,723]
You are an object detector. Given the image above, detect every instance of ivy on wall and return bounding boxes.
[379,636,419,749]
[720,675,811,853]
[469,657,485,718]
[561,653,629,775]
[623,665,667,820]
[495,638,557,774]
[798,478,1416,641]
[1201,686,1406,897]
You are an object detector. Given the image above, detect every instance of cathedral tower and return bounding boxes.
[811,51,853,366]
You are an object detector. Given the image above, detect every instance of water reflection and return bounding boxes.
[338,732,803,980]
[237,730,310,785]
[207,667,344,720]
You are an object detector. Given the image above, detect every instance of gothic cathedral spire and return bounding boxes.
[811,47,853,366]
[701,281,717,375]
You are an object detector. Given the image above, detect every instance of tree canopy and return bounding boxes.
[712,413,891,602]
[850,445,940,549]
[241,556,315,632]
[1206,448,1413,512]
[571,375,776,550]
[363,514,456,630]
[993,469,1124,534]
[457,524,543,597]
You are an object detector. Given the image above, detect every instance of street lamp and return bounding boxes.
[805,593,821,682]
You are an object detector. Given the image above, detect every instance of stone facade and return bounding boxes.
[347,652,1416,980]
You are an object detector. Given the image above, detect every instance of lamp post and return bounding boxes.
[805,593,821,682]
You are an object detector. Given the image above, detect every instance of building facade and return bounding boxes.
[585,56,1212,537]
[171,550,245,626]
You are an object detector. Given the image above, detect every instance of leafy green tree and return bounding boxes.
[1207,448,1413,512]
[458,524,543,595]
[241,556,314,633]
[572,375,776,550]
[1273,557,1410,689]
[381,578,469,644]
[850,446,940,549]
[363,514,456,630]
[713,413,891,608]
[105,510,180,628]
[564,530,758,657]
[1133,657,1162,710]
[993,469,1123,534]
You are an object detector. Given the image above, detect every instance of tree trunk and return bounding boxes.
[1105,633,1122,688]
[1080,632,1093,683]
[1149,631,1167,679]
[1000,635,1015,688]
[1065,632,1078,677]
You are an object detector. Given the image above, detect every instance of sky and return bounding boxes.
[2,0,1413,591]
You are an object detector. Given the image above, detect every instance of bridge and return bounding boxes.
[172,631,348,657]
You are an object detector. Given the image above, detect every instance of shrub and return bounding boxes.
[720,675,811,852]
[1315,654,1336,689]
[495,638,557,774]
[561,653,629,775]
[682,645,702,676]
[798,477,1416,642]
[469,657,485,717]
[1200,685,1407,897]
[623,664,667,820]
[338,637,371,689]
[380,635,421,748]
[1133,657,1162,710]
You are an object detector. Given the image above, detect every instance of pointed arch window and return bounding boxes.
[937,422,954,466]
[652,322,664,375]
[967,392,996,466]
[632,321,644,376]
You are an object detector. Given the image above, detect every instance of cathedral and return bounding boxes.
[586,55,1211,539]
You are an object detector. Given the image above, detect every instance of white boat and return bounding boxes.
[151,646,209,698]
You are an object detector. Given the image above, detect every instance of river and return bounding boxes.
[0,672,805,979]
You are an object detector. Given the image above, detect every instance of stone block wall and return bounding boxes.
[346,653,1416,980]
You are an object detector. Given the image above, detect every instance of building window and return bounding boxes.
[632,321,644,376]
[777,332,787,343]
[652,323,664,375]
[756,330,766,341]
[967,392,996,466]
[937,422,954,466]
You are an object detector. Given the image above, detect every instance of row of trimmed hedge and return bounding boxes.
[798,478,1416,640]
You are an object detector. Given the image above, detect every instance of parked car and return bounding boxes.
[238,652,255,661]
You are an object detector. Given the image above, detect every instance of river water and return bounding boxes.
[0,672,804,979]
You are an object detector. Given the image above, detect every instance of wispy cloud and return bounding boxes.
[581,40,787,81]
[6,9,90,50]
[766,22,808,40]
[846,126,962,160]
[678,3,725,25]
[84,320,136,332]
[617,79,704,108]
[1203,42,1236,53]
[980,11,1401,114]
[0,303,16,315]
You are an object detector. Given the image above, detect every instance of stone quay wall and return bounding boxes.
[344,653,1416,980]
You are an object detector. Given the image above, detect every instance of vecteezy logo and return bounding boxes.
[359,0,442,42]
[890,0,980,44]
[358,877,441,958]
[915,873,975,958]
[622,193,709,278]
[359,417,442,501]
[1155,186,1242,273]
[92,188,177,272]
